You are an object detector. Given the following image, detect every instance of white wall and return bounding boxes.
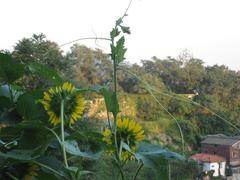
[203,162,226,177]
[219,162,226,177]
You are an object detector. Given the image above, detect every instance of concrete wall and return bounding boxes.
[203,162,226,177]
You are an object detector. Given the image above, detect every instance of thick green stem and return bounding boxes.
[61,100,69,168]
[133,163,143,180]
[115,160,125,180]
[112,36,119,157]
[119,166,125,180]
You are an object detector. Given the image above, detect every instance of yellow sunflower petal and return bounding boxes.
[133,123,142,133]
[62,82,68,91]
[122,118,129,128]
[117,119,123,128]
[43,92,51,101]
[128,120,136,131]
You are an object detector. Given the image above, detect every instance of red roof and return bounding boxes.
[190,153,226,163]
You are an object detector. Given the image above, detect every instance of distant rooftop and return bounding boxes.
[191,153,226,163]
[201,135,240,146]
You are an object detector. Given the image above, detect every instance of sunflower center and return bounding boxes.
[50,94,78,118]
[117,129,136,147]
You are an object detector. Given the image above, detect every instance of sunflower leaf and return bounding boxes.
[64,140,102,160]
[0,53,24,83]
[0,149,40,160]
[122,142,132,152]
[135,142,185,168]
[16,90,48,121]
[36,156,65,179]
[28,62,63,85]
[100,87,119,117]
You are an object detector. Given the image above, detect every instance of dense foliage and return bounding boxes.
[0,16,188,180]
[1,9,240,179]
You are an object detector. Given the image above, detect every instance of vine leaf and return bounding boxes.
[110,28,120,39]
[115,36,127,65]
[120,26,131,34]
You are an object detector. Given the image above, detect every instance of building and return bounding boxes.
[190,135,240,179]
[191,153,226,177]
[201,135,240,175]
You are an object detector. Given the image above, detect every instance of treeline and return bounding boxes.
[3,33,240,151]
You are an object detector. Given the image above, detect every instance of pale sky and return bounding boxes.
[1,0,240,70]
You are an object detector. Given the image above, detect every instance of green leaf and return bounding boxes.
[0,85,10,97]
[0,121,46,141]
[120,26,131,34]
[122,142,131,152]
[0,120,52,154]
[66,131,103,142]
[0,96,13,110]
[16,90,48,121]
[110,28,120,39]
[0,108,22,127]
[116,18,123,26]
[64,140,102,160]
[135,142,185,168]
[35,173,60,180]
[0,53,24,83]
[100,87,119,117]
[28,62,63,85]
[0,84,24,101]
[115,36,127,64]
[78,170,93,176]
[36,156,65,178]
[0,149,39,160]
[18,128,52,153]
[65,166,93,180]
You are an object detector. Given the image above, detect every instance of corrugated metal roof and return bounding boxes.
[201,135,240,146]
[190,153,226,162]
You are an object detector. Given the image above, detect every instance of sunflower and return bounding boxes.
[102,118,144,160]
[23,163,39,180]
[42,82,85,126]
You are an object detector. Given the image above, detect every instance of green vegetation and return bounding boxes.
[1,5,240,180]
[0,14,187,180]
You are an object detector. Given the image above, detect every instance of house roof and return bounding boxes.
[190,153,226,163]
[201,135,240,146]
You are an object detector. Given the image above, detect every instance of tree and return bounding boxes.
[12,34,65,71]
[65,44,112,86]
[11,34,65,89]
[142,57,186,93]
[118,63,166,94]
